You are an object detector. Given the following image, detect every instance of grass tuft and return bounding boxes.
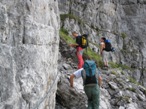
[83,48,102,67]
[59,28,75,45]
[121,33,127,39]
[128,77,140,85]
[109,62,131,70]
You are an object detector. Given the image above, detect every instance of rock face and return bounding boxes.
[0,0,59,109]
[56,39,146,109]
[57,1,146,108]
[58,0,146,87]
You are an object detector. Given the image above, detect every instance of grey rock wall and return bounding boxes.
[0,0,59,109]
[56,39,146,109]
[58,0,146,87]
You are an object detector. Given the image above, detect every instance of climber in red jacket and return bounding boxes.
[70,31,84,69]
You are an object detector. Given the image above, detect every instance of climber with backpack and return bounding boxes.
[70,60,102,109]
[70,31,88,69]
[100,37,115,69]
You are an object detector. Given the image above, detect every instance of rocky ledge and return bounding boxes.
[56,39,146,109]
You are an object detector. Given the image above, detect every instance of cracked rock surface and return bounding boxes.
[0,0,59,109]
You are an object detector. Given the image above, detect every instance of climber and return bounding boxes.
[100,37,110,69]
[70,60,102,109]
[70,31,84,69]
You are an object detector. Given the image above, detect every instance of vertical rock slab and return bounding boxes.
[0,0,60,109]
[58,0,146,87]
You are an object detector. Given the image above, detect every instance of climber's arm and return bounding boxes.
[70,68,83,88]
[100,42,104,55]
[98,76,102,87]
[96,68,102,87]
[70,74,75,88]
[70,43,79,48]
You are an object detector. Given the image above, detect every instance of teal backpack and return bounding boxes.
[82,60,97,85]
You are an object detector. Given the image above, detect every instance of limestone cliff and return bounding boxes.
[58,0,146,87]
[0,0,59,109]
[56,0,146,109]
[56,37,146,109]
[0,0,146,109]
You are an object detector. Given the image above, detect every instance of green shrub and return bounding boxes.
[59,28,75,44]
[128,77,140,85]
[126,88,136,92]
[109,62,131,70]
[60,28,69,35]
[111,71,117,75]
[83,48,102,67]
[109,62,119,68]
[121,71,124,75]
[121,33,127,39]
